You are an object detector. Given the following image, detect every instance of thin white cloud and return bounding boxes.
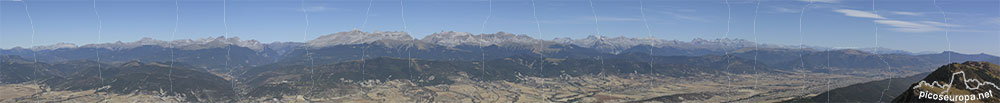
[832,9,971,33]
[657,11,710,22]
[875,20,942,33]
[919,21,960,27]
[833,9,887,19]
[302,6,333,12]
[990,17,1000,24]
[891,11,923,16]
[596,16,641,22]
[771,6,799,13]
[799,0,840,3]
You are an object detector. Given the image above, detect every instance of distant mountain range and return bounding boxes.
[1,30,998,102]
[0,30,939,69]
[0,56,235,102]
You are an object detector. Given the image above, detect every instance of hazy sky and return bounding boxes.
[1,0,999,55]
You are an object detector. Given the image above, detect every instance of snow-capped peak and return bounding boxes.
[555,35,658,48]
[420,31,541,47]
[29,43,79,51]
[306,29,414,48]
[77,36,264,51]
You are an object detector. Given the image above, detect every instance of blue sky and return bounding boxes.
[1,0,999,55]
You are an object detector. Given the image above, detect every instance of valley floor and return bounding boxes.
[0,71,923,103]
[248,71,913,103]
[0,83,185,102]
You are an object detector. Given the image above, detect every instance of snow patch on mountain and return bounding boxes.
[420,31,542,47]
[29,43,79,51]
[306,29,414,48]
[554,35,763,54]
[265,42,304,55]
[77,36,264,51]
[17,30,861,55]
